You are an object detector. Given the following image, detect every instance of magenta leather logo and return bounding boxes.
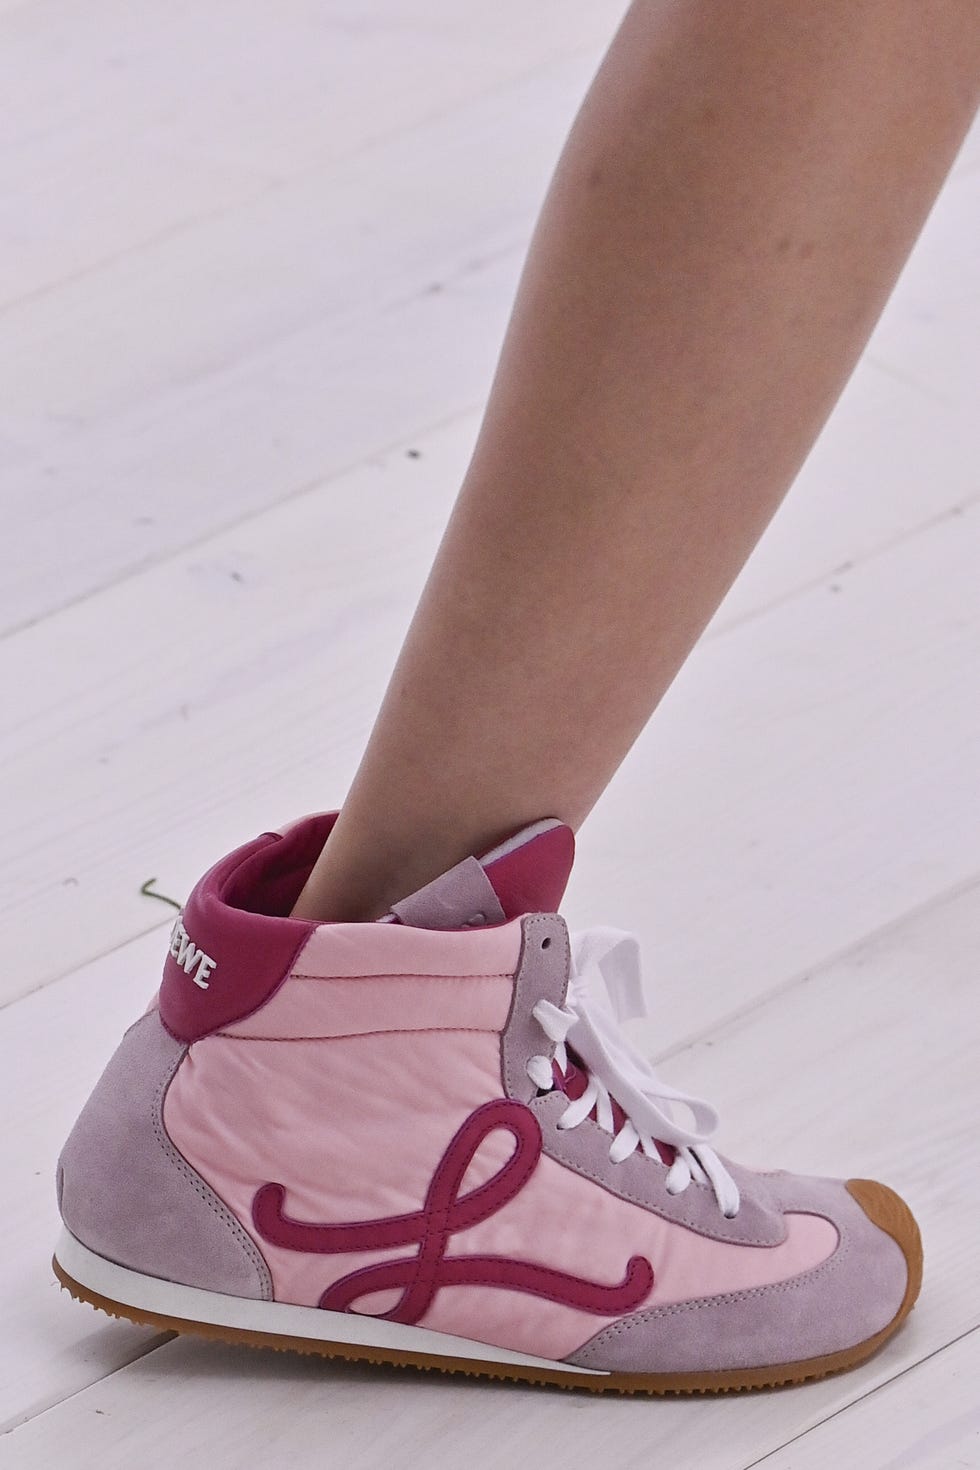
[253,1099,654,1323]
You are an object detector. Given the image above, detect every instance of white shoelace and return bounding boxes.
[526,926,740,1218]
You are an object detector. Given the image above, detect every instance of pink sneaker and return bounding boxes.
[54,813,921,1393]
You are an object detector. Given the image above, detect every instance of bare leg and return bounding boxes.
[293,0,980,922]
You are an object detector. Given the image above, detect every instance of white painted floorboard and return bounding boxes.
[0,2,624,634]
[1,2,978,634]
[753,1330,980,1470]
[1,1,978,1465]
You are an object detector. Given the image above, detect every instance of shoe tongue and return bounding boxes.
[388,818,574,930]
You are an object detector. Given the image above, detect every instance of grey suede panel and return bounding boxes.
[390,857,507,930]
[500,913,571,1104]
[501,911,787,1244]
[532,1093,788,1245]
[58,1010,272,1300]
[564,1178,909,1372]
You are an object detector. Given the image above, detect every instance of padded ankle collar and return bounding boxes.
[159,817,338,1043]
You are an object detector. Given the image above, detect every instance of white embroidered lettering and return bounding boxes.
[168,916,217,990]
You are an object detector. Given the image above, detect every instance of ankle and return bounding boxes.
[289,817,458,922]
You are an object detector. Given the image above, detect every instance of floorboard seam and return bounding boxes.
[739,1321,980,1470]
[710,492,978,642]
[0,37,597,326]
[0,1330,176,1440]
[0,396,473,644]
[0,918,173,1018]
[653,866,980,1068]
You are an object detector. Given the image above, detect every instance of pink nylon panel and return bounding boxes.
[219,974,514,1040]
[164,1029,838,1362]
[164,1031,508,1311]
[292,918,523,980]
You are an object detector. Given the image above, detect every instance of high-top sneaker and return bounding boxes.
[54,812,921,1393]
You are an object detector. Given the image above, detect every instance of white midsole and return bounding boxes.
[54,1229,607,1378]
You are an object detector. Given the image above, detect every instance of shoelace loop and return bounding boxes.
[526,926,740,1219]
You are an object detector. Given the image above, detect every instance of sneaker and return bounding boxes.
[53,812,921,1394]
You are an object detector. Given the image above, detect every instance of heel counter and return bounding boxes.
[58,1009,271,1301]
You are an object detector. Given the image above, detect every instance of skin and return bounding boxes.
[292,0,980,921]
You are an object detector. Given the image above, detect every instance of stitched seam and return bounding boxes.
[289,970,514,982]
[402,1266,623,1306]
[214,1026,502,1043]
[414,1124,530,1267]
[582,1234,851,1348]
[503,915,565,1101]
[152,1048,273,1299]
[536,1103,781,1247]
[326,1107,629,1313]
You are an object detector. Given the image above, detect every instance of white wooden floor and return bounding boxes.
[2,3,979,1466]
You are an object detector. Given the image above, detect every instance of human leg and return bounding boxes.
[293,0,980,921]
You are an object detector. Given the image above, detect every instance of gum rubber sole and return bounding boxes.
[52,1180,922,1397]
